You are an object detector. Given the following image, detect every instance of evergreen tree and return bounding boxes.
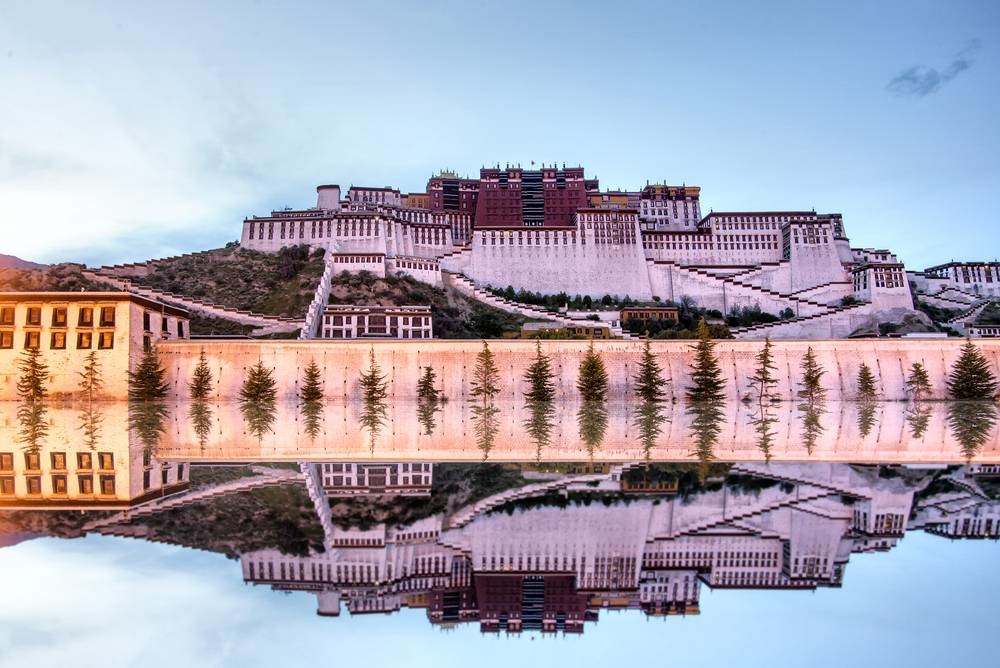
[189,400,213,447]
[128,347,168,401]
[16,347,49,403]
[905,404,931,439]
[577,400,609,459]
[524,400,556,461]
[858,401,878,438]
[748,337,778,403]
[857,363,878,402]
[240,360,277,405]
[417,397,440,436]
[797,347,826,404]
[16,402,48,450]
[78,350,103,402]
[634,339,666,402]
[687,401,724,482]
[470,341,501,401]
[751,406,778,462]
[947,339,998,400]
[634,400,667,461]
[417,366,440,403]
[798,401,826,455]
[189,349,213,401]
[358,348,388,404]
[905,362,932,401]
[524,340,556,402]
[472,402,501,460]
[686,319,725,403]
[129,401,169,453]
[299,360,324,403]
[948,401,998,460]
[577,339,609,402]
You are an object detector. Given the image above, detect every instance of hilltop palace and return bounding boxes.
[238,165,999,339]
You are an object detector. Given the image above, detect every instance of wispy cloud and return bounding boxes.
[887,40,981,97]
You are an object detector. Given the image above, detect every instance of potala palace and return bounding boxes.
[238,166,999,339]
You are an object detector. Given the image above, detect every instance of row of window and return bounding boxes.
[3,451,114,472]
[0,305,115,328]
[0,330,113,350]
[0,474,115,496]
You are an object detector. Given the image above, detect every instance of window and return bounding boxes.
[26,307,41,326]
[78,307,94,327]
[0,307,13,326]
[161,468,169,485]
[0,453,11,471]
[26,476,41,495]
[78,475,94,494]
[143,335,151,352]
[24,331,40,349]
[24,451,40,470]
[50,331,66,349]
[99,306,115,327]
[143,470,151,490]
[0,477,13,495]
[52,475,68,495]
[0,331,11,349]
[98,452,113,470]
[51,307,67,327]
[50,452,67,470]
[177,321,185,338]
[99,475,116,495]
[161,317,169,334]
[77,452,92,469]
[77,332,92,349]
[143,311,151,331]
[97,331,114,349]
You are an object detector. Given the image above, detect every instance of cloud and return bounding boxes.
[887,40,981,97]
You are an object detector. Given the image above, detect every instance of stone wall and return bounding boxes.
[142,338,1000,403]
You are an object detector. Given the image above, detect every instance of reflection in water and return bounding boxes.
[128,402,169,454]
[417,398,440,436]
[687,402,724,477]
[798,401,826,455]
[748,403,779,463]
[577,401,609,460]
[524,400,556,461]
[471,402,501,460]
[16,401,48,452]
[241,400,277,441]
[906,403,932,440]
[948,402,999,460]
[858,399,879,438]
[189,400,213,448]
[633,401,667,461]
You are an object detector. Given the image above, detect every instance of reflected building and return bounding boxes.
[316,463,433,497]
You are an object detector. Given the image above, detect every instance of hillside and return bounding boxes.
[124,244,325,318]
[0,263,108,292]
[327,271,527,338]
[0,254,46,270]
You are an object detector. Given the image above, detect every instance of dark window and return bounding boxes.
[78,475,94,494]
[98,452,113,470]
[50,452,67,470]
[26,307,41,326]
[50,331,66,349]
[51,307,67,327]
[161,468,169,485]
[143,335,151,352]
[0,307,14,326]
[77,452,92,469]
[99,306,115,327]
[143,312,151,331]
[52,475,67,495]
[99,475,116,495]
[24,451,40,470]
[26,476,42,495]
[0,331,12,349]
[0,477,13,495]
[161,317,169,334]
[177,321,185,338]
[78,307,94,327]
[77,332,92,349]
[143,469,150,490]
[97,331,114,349]
[177,464,185,479]
[0,453,12,470]
[24,331,40,349]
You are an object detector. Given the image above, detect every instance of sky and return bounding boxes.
[0,532,998,667]
[0,0,998,269]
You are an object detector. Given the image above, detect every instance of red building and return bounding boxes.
[427,172,480,217]
[475,165,590,228]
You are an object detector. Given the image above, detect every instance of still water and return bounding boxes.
[1,400,998,667]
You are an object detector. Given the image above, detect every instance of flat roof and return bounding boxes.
[0,291,190,318]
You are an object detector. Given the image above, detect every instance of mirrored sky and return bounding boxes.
[1,0,997,268]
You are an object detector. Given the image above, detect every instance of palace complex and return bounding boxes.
[238,164,997,339]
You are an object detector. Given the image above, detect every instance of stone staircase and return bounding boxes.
[82,269,303,336]
[943,299,993,335]
[443,271,639,340]
[730,301,871,338]
[444,474,608,530]
[300,249,338,339]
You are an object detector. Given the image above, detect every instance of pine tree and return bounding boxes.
[634,339,666,402]
[904,362,932,401]
[906,404,931,439]
[798,401,825,455]
[472,402,501,460]
[686,319,725,403]
[358,348,388,404]
[578,400,609,459]
[240,360,277,405]
[189,400,213,447]
[748,337,778,403]
[948,401,998,460]
[417,366,440,403]
[189,349,213,401]
[857,363,878,402]
[634,400,667,460]
[16,347,49,403]
[858,401,878,438]
[577,339,609,402]
[524,400,556,461]
[797,347,826,404]
[128,347,168,401]
[524,340,556,403]
[947,339,998,400]
[299,360,324,403]
[470,341,501,401]
[78,350,103,402]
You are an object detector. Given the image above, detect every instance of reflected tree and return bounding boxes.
[358,350,388,452]
[189,400,214,448]
[688,401,724,482]
[299,360,324,441]
[77,350,103,450]
[749,404,779,462]
[129,401,169,455]
[416,366,443,436]
[471,402,501,461]
[634,400,667,461]
[858,401,878,438]
[524,400,556,462]
[947,401,998,460]
[16,347,49,451]
[578,400,609,460]
[798,401,826,455]
[905,403,932,439]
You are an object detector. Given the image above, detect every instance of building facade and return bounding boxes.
[320,304,433,339]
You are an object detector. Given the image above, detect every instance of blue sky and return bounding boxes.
[0,532,998,667]
[0,0,997,268]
